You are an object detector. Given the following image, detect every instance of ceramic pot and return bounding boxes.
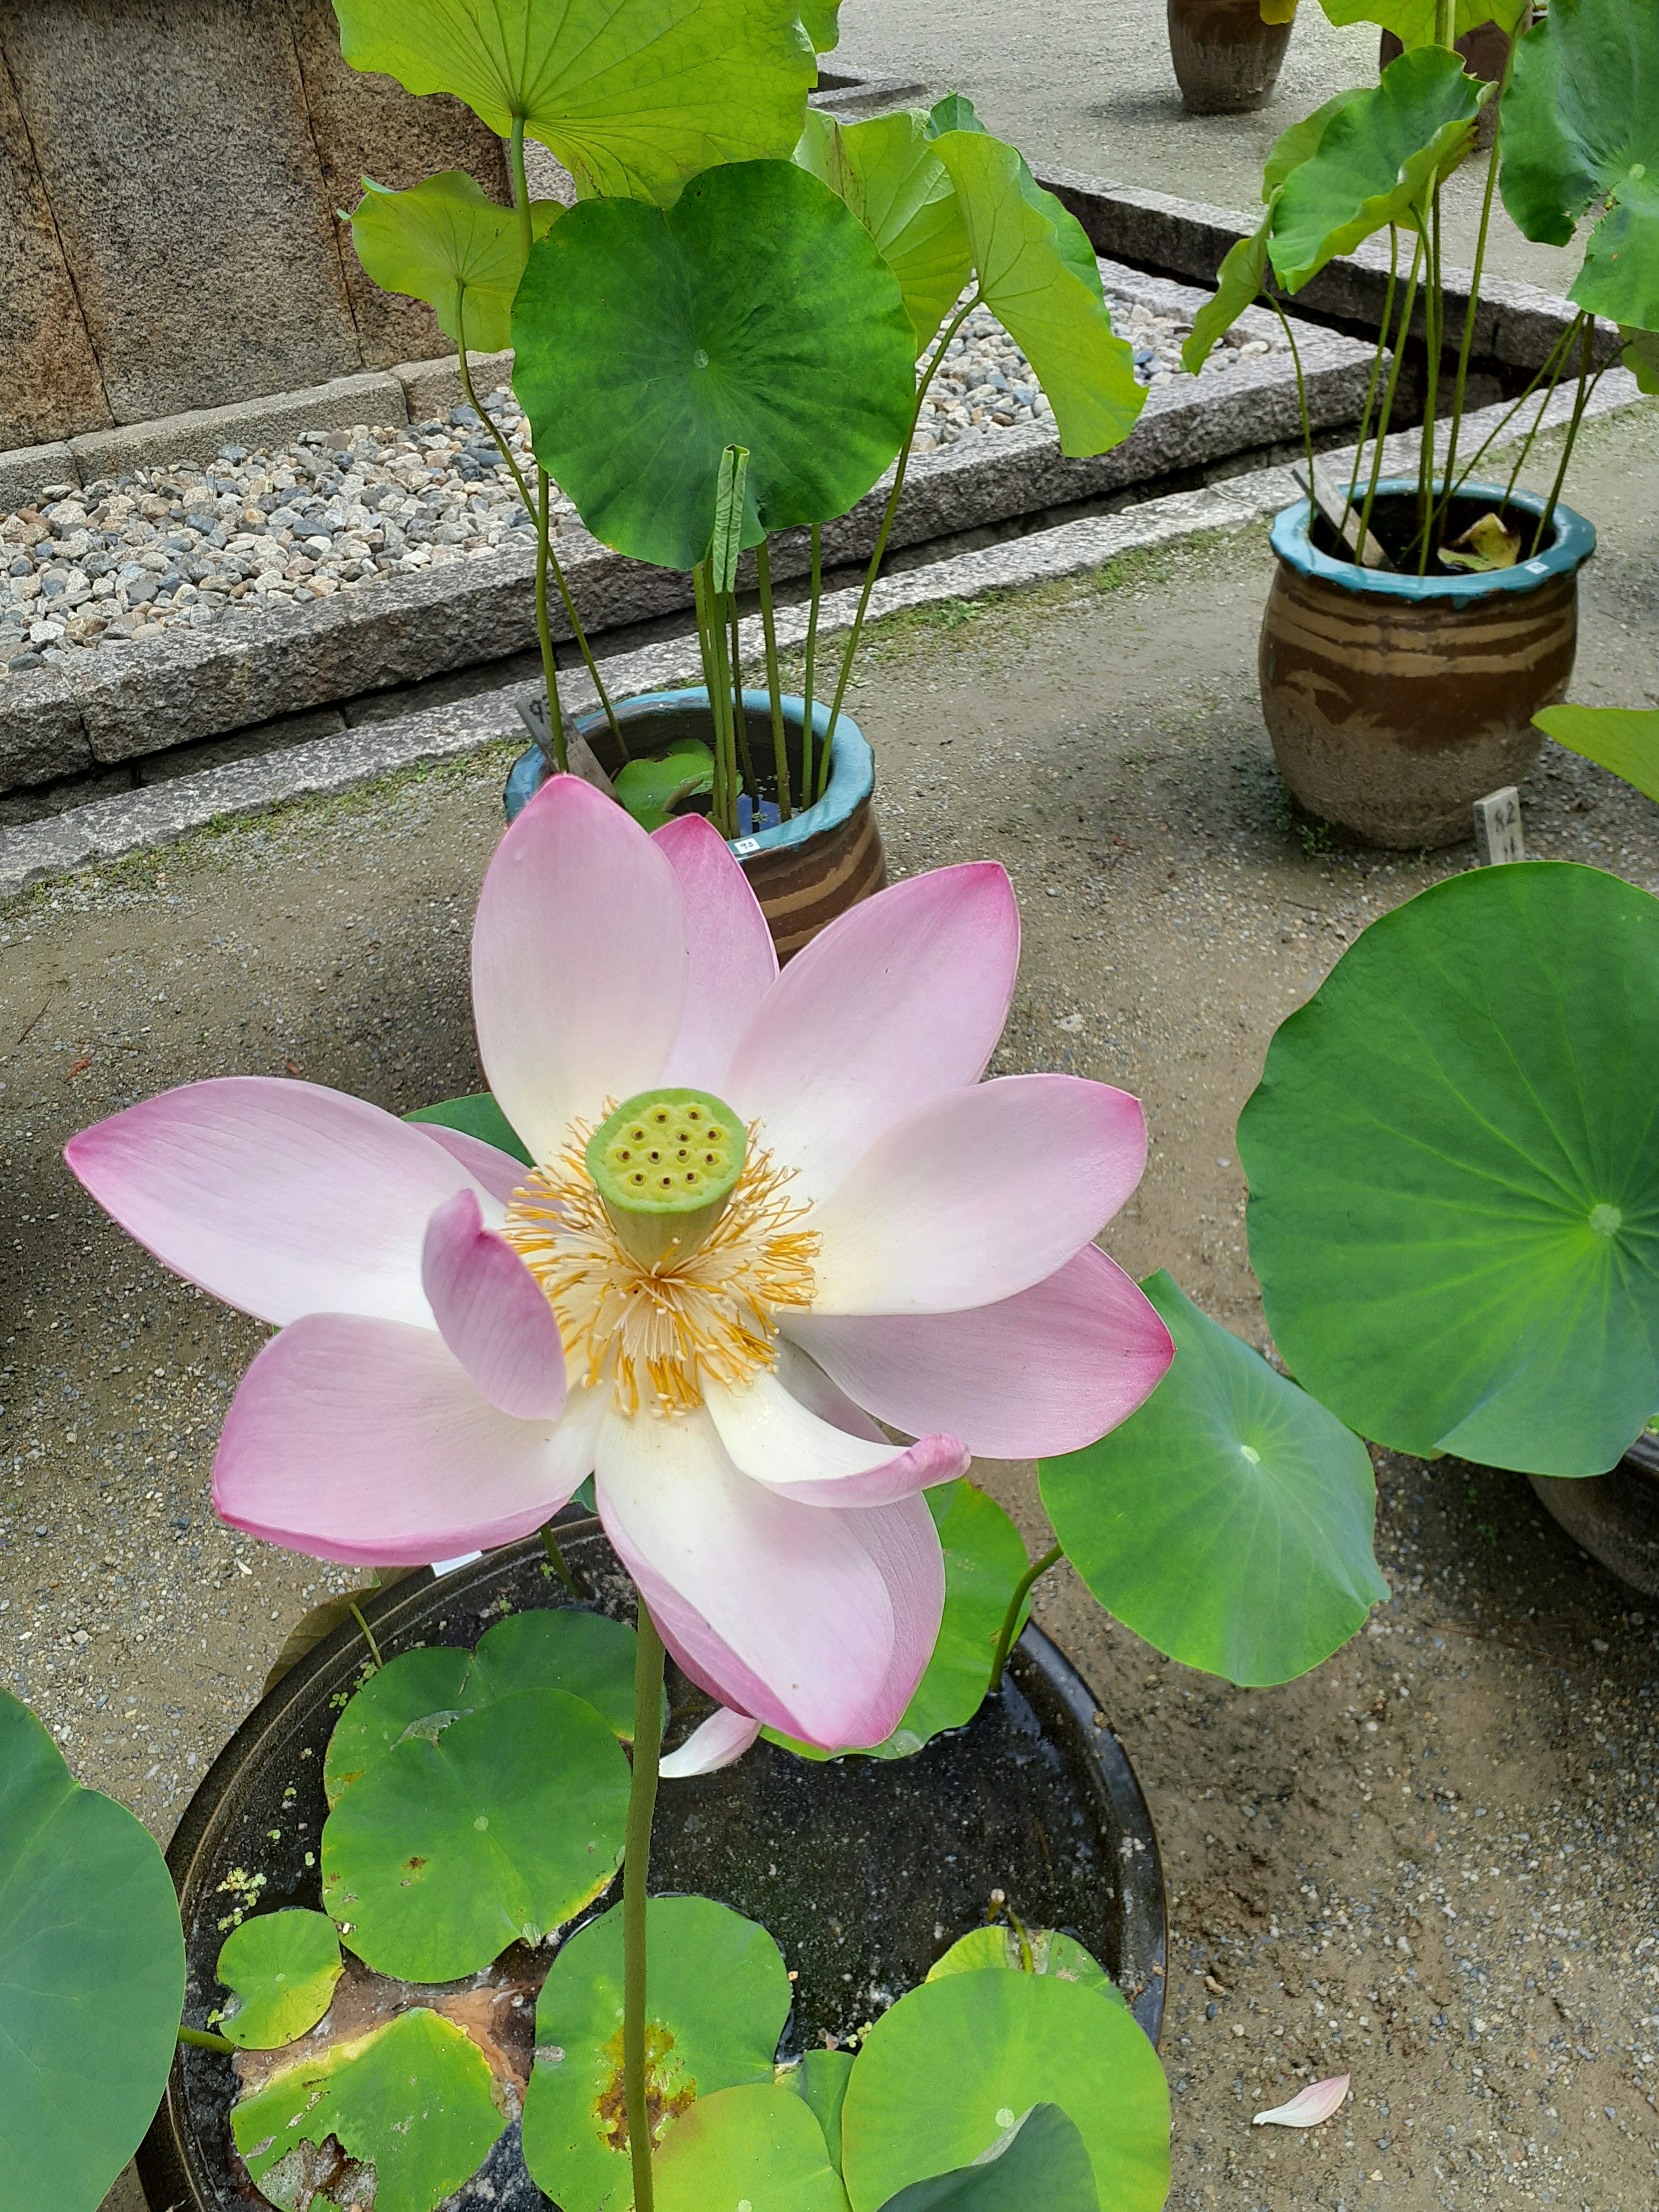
[1259,480,1595,849]
[1380,6,1532,147]
[1167,0,1294,114]
[506,688,886,961]
[136,1521,1168,2211]
[1529,1431,1659,1598]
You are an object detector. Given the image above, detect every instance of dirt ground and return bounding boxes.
[3,403,1657,2211]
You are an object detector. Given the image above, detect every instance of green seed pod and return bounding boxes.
[586,1088,747,1267]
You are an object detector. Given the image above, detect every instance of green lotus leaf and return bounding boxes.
[324,1645,475,1808]
[1181,207,1272,373]
[1269,45,1488,290]
[1622,325,1659,393]
[839,1970,1169,2212]
[216,1909,343,2050]
[926,1925,1125,2008]
[655,2082,852,2211]
[0,1693,185,2211]
[1262,88,1370,200]
[797,108,973,353]
[875,2104,1098,2212]
[1535,703,1659,804]
[347,171,560,353]
[613,740,717,832]
[1041,1272,1387,1685]
[512,159,915,571]
[1315,0,1529,44]
[521,1894,792,2212]
[766,1478,1030,1761]
[788,2048,856,2170]
[331,0,818,207]
[464,1606,651,1740]
[406,1091,533,1165]
[1498,0,1659,331]
[1238,862,1659,1478]
[1260,0,1299,20]
[923,92,987,140]
[800,0,842,50]
[321,1688,629,1980]
[930,131,1144,458]
[231,2008,505,2212]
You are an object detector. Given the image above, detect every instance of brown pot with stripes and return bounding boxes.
[1167,0,1294,114]
[1259,481,1596,850]
[503,688,886,962]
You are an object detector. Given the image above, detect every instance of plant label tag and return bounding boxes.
[515,696,616,798]
[1473,786,1525,866]
[731,836,762,856]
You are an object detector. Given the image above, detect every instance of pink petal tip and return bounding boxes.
[1252,2075,1350,2128]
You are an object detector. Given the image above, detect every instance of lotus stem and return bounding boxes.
[178,2024,236,2054]
[1354,231,1425,560]
[1267,298,1316,493]
[1437,47,1513,524]
[801,523,823,811]
[1414,186,1446,576]
[623,1598,667,2212]
[1533,318,1597,556]
[533,469,569,775]
[693,563,730,833]
[348,1602,384,1671]
[1446,314,1583,503]
[727,597,758,805]
[1502,311,1583,509]
[540,1520,580,1597]
[509,118,532,263]
[989,1542,1062,1688]
[1341,225,1398,532]
[755,542,792,822]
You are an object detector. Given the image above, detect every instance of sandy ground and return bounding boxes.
[3,401,1656,2211]
[839,0,1587,295]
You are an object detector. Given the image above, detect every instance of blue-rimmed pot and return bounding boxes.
[506,686,886,961]
[1259,480,1596,849]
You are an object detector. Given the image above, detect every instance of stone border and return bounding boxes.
[3,370,1642,903]
[1,261,1374,796]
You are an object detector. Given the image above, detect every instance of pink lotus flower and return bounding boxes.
[67,779,1170,1748]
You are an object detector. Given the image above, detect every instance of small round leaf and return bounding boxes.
[323,1644,474,1808]
[0,1693,185,2210]
[521,1894,792,2212]
[321,1688,629,1980]
[1040,1272,1388,1686]
[839,1970,1169,2212]
[465,1605,650,1741]
[348,171,561,353]
[926,1925,1124,2007]
[654,2082,852,2211]
[216,1908,343,2050]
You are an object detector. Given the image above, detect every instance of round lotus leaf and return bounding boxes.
[1239,863,1659,1478]
[464,1607,649,1741]
[521,1894,792,2212]
[926,1925,1124,2006]
[512,159,916,572]
[877,2103,1098,2212]
[788,2048,857,2171]
[231,2007,504,2212]
[1040,1271,1387,1687]
[0,1692,185,2209]
[321,1688,629,1981]
[796,108,972,354]
[348,171,562,354]
[324,1645,474,1808]
[839,1970,1169,2212]
[655,2082,852,2212]
[216,1907,343,2050]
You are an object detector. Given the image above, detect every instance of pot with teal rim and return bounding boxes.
[1258,479,1596,849]
[506,686,886,961]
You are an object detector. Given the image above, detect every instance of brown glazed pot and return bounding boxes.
[1167,0,1294,114]
[1380,6,1532,147]
[1259,480,1596,849]
[1529,1431,1659,1599]
[505,689,886,961]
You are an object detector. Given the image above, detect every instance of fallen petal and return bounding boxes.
[659,1707,762,1777]
[1252,2075,1350,2128]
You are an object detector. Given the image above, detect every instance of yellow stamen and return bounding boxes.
[503,1119,818,1417]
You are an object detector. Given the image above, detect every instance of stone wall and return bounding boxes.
[0,0,510,450]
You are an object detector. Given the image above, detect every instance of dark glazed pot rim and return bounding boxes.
[1271,477,1596,606]
[503,687,874,863]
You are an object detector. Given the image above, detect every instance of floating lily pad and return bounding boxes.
[322,1689,629,1980]
[926,1925,1124,2007]
[406,1091,533,1166]
[654,2082,852,2211]
[876,2103,1097,2212]
[797,108,973,353]
[1534,704,1659,805]
[465,1607,651,1741]
[324,1645,474,1808]
[1040,1273,1387,1686]
[231,2007,505,2212]
[216,1909,343,2050]
[788,2048,857,2170]
[521,1894,792,2212]
[1238,862,1659,1478]
[0,1692,185,2210]
[839,1970,1169,2212]
[613,742,717,834]
[348,171,561,353]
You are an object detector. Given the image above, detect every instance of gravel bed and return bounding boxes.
[0,289,1278,683]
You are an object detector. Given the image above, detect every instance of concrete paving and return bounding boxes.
[839,0,1585,294]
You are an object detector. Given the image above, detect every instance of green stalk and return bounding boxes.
[1437,51,1511,523]
[1414,186,1446,575]
[509,118,533,262]
[1341,225,1399,533]
[348,1602,384,1671]
[1446,315,1583,501]
[801,524,823,812]
[1268,298,1316,493]
[623,1601,667,2212]
[1502,311,1582,508]
[178,2024,237,2054]
[533,467,569,775]
[727,596,758,806]
[693,562,729,833]
[1355,231,1425,560]
[989,1543,1063,1688]
[1434,0,1455,44]
[755,541,792,822]
[1532,317,1596,555]
[707,583,741,839]
[821,296,982,791]
[540,1519,580,1597]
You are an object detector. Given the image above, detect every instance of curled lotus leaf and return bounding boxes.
[347,170,560,353]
